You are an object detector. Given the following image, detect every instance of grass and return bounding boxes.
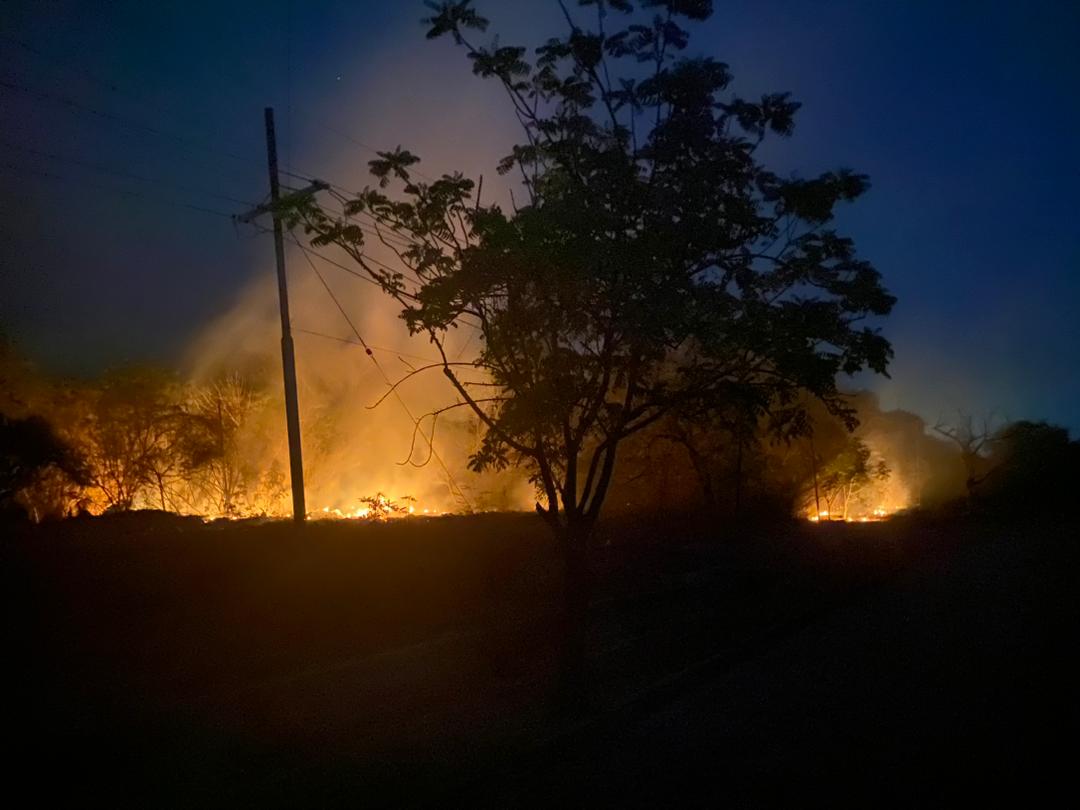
[5,508,1075,805]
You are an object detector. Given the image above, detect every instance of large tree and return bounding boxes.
[287,0,893,573]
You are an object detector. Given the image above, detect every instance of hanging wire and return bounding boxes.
[290,233,473,510]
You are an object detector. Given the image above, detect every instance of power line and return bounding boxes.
[293,328,439,364]
[0,77,413,247]
[272,186,429,290]
[285,192,417,251]
[454,328,478,360]
[281,232,423,295]
[3,34,154,106]
[285,234,399,288]
[291,233,473,510]
[4,36,453,238]
[285,234,480,333]
[0,138,257,208]
[1,59,441,249]
[3,152,476,333]
[342,212,417,250]
[319,122,438,183]
[0,161,241,220]
[4,33,301,176]
[0,78,266,174]
[0,76,328,192]
[3,33,334,183]
[25,21,440,190]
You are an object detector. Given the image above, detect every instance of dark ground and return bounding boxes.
[4,510,1077,806]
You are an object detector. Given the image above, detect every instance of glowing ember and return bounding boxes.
[316,492,437,521]
[805,505,896,523]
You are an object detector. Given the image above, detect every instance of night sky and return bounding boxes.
[1,0,1078,431]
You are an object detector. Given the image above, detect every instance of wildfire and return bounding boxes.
[806,505,894,523]
[316,492,439,521]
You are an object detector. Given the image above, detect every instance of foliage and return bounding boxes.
[979,420,1078,511]
[186,374,268,516]
[286,0,894,549]
[77,369,222,512]
[1,355,281,519]
[817,436,890,519]
[358,492,416,520]
[0,413,87,520]
[932,411,1000,497]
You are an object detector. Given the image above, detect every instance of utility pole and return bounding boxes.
[236,108,327,523]
[803,393,821,518]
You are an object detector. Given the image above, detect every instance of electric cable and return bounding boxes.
[291,233,474,510]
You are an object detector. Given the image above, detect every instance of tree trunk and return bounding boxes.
[734,432,744,517]
[682,440,715,510]
[700,472,716,511]
[557,519,591,705]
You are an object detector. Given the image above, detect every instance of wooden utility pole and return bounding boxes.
[802,393,821,517]
[236,108,326,523]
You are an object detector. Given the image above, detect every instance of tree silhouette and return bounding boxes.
[187,374,263,517]
[80,369,187,511]
[74,369,234,514]
[286,0,895,676]
[932,411,999,497]
[659,395,780,515]
[817,436,890,520]
[981,420,1078,510]
[0,413,86,521]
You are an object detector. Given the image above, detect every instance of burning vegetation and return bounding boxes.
[0,338,527,522]
[5,328,1071,527]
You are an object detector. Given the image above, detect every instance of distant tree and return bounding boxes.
[285,0,894,679]
[0,331,32,415]
[932,411,999,497]
[81,369,188,510]
[608,426,698,513]
[187,375,263,517]
[981,420,1077,511]
[0,413,87,521]
[147,407,221,513]
[818,436,890,520]
[659,393,801,515]
[659,413,730,511]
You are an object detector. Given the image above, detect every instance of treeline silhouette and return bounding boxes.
[609,392,1079,521]
[3,336,1075,524]
[1,339,290,521]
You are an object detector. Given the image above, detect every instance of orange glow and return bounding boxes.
[315,493,438,521]
[805,504,898,523]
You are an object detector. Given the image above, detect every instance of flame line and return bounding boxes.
[292,328,439,364]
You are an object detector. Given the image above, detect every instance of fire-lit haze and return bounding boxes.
[186,266,534,517]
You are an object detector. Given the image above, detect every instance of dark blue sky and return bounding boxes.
[1,1,1078,430]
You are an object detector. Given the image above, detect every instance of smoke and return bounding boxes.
[181,36,538,516]
[183,265,534,515]
[0,11,987,521]
[845,392,968,510]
